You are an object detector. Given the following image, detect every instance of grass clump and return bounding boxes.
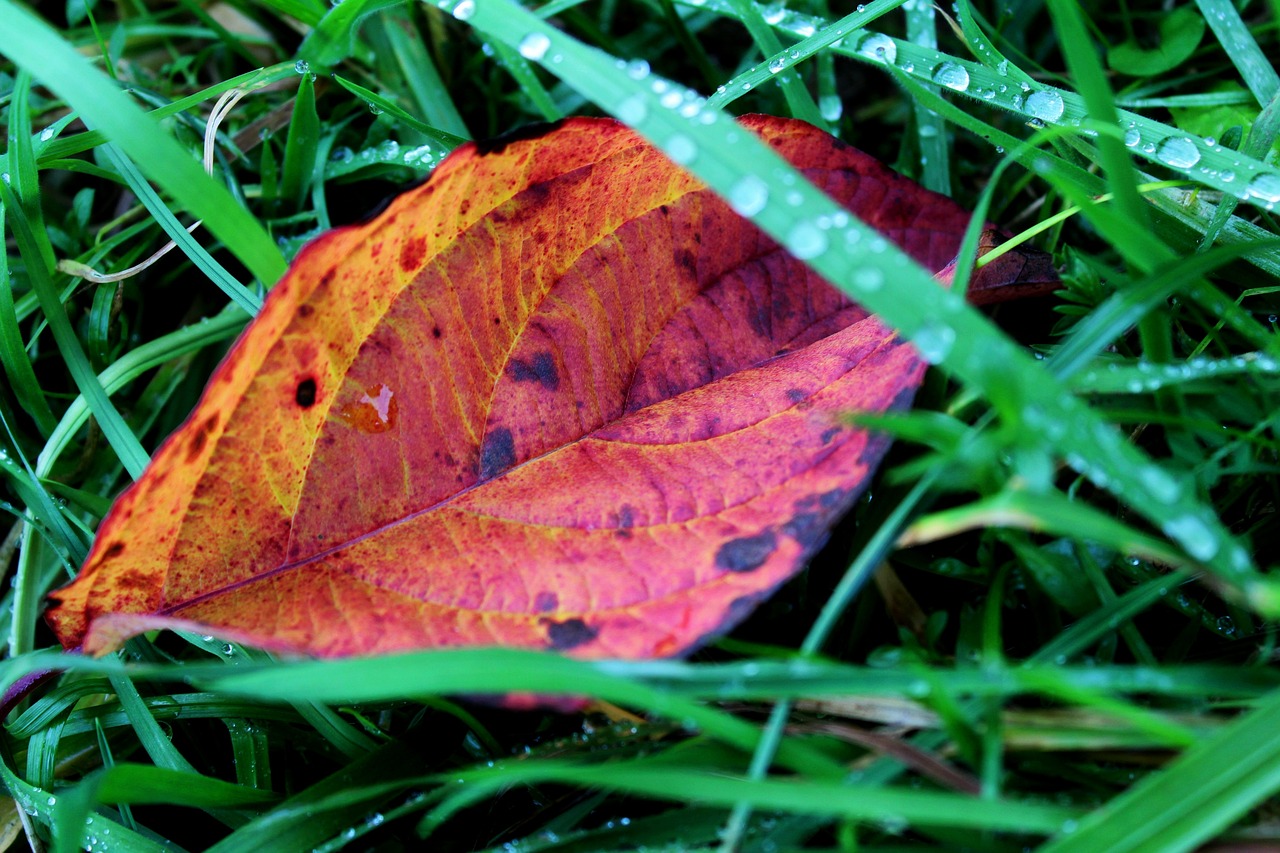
[2,0,1280,850]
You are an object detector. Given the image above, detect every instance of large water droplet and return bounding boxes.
[768,56,786,74]
[1246,173,1280,203]
[931,62,970,91]
[1155,137,1201,169]
[819,94,843,122]
[616,94,647,125]
[518,32,551,61]
[856,33,897,64]
[294,59,311,75]
[728,176,769,217]
[852,268,883,292]
[785,221,828,260]
[1163,514,1219,561]
[626,58,650,79]
[913,322,956,363]
[450,0,475,19]
[1123,128,1140,147]
[1138,466,1181,504]
[664,134,697,165]
[1024,89,1064,122]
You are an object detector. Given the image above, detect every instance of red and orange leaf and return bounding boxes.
[48,116,1053,661]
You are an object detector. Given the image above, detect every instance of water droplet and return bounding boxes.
[1024,89,1064,122]
[616,94,647,125]
[1123,128,1141,147]
[1247,173,1280,203]
[1138,466,1180,504]
[366,101,383,116]
[728,175,769,216]
[856,33,897,64]
[930,62,970,91]
[762,2,785,24]
[768,56,786,74]
[1163,514,1219,561]
[1216,615,1236,635]
[450,0,475,19]
[626,58,649,79]
[518,32,551,61]
[1156,137,1201,169]
[331,146,354,163]
[913,322,956,363]
[996,59,1008,75]
[785,221,828,259]
[664,134,697,165]
[39,126,54,142]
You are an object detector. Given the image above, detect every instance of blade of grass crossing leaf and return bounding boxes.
[904,0,950,195]
[1040,687,1280,853]
[281,74,320,208]
[458,0,1271,611]
[99,144,261,315]
[0,0,286,286]
[1194,0,1279,106]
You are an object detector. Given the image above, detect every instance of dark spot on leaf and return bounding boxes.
[510,351,559,390]
[298,305,314,318]
[534,592,558,613]
[617,504,635,529]
[781,513,826,549]
[819,489,847,510]
[715,531,777,573]
[493,316,501,325]
[474,120,566,155]
[186,415,219,463]
[432,326,442,338]
[295,378,317,408]
[675,248,697,273]
[479,427,517,479]
[786,388,805,403]
[659,204,670,214]
[820,426,842,445]
[399,236,428,272]
[103,542,125,559]
[544,617,597,651]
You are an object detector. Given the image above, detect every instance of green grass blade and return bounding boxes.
[904,0,950,195]
[1194,0,1279,105]
[0,0,286,287]
[723,0,823,125]
[281,74,321,208]
[1040,687,1280,853]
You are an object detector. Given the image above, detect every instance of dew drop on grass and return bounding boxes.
[664,134,697,165]
[1155,137,1201,169]
[931,62,970,91]
[728,175,769,216]
[1247,173,1280,203]
[626,58,650,79]
[1163,514,1219,561]
[1024,89,1064,122]
[785,221,828,259]
[616,95,647,125]
[819,94,843,121]
[1123,128,1141,147]
[912,322,956,363]
[518,32,551,61]
[856,33,897,63]
[768,56,786,74]
[1137,466,1180,504]
[450,0,475,19]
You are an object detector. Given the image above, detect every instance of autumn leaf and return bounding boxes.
[47,115,1055,661]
